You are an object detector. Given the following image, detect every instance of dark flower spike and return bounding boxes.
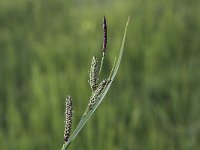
[99,16,107,76]
[64,96,73,143]
[89,56,99,92]
[102,16,107,53]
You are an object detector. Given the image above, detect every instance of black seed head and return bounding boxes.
[102,16,107,53]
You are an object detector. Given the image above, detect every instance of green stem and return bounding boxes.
[99,52,105,78]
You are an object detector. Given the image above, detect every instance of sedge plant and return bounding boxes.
[61,16,130,150]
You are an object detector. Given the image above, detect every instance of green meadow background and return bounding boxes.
[0,0,200,149]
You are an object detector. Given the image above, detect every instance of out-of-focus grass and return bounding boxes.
[0,0,200,150]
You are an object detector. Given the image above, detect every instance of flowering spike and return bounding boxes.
[89,56,99,91]
[102,16,107,53]
[64,96,73,143]
[88,79,110,110]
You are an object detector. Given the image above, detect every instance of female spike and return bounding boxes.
[64,96,73,143]
[89,56,99,92]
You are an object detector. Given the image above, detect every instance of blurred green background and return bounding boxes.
[0,0,200,149]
